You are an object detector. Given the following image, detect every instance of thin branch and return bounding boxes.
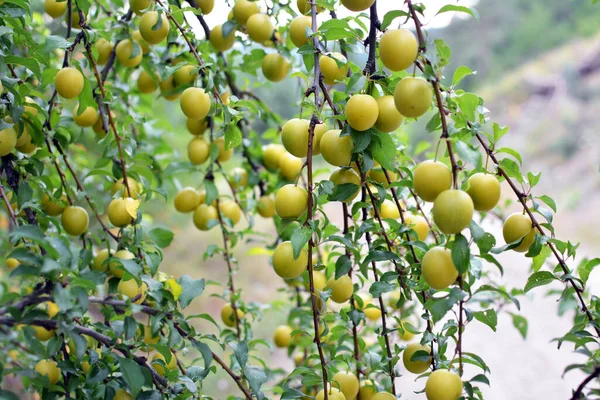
[0,183,17,226]
[570,366,600,400]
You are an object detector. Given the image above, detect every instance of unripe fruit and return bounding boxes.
[359,381,377,400]
[261,53,291,82]
[413,160,452,202]
[364,305,381,321]
[262,143,286,170]
[221,303,244,327]
[372,392,395,400]
[326,275,353,303]
[196,0,214,14]
[109,249,135,278]
[368,164,397,187]
[290,16,312,48]
[316,387,345,400]
[151,352,177,376]
[422,247,458,290]
[330,168,361,202]
[297,0,323,14]
[42,194,66,216]
[187,118,207,135]
[307,270,327,292]
[273,325,293,347]
[159,76,179,101]
[95,38,113,65]
[466,173,501,212]
[62,206,89,236]
[33,326,56,341]
[279,151,303,180]
[116,39,143,68]
[320,53,348,85]
[173,65,198,87]
[332,371,359,400]
[272,241,307,279]
[73,104,99,127]
[432,190,474,234]
[107,197,137,227]
[0,127,17,156]
[312,123,329,155]
[180,87,211,120]
[210,24,236,52]
[6,258,20,270]
[114,389,134,400]
[137,70,158,94]
[246,13,273,42]
[92,248,111,272]
[219,200,242,225]
[111,178,143,199]
[320,129,353,166]
[405,213,429,241]
[399,320,415,340]
[55,67,84,99]
[233,0,259,25]
[139,11,170,45]
[117,278,147,304]
[394,77,432,118]
[403,343,431,374]
[275,184,308,219]
[193,204,218,231]
[129,0,153,15]
[282,118,309,157]
[346,94,379,132]
[229,167,248,188]
[15,125,37,154]
[215,137,233,162]
[188,137,210,165]
[45,0,67,17]
[174,187,201,213]
[379,199,400,219]
[375,95,404,132]
[257,195,275,218]
[142,325,159,345]
[502,212,535,252]
[425,370,463,400]
[342,0,375,11]
[379,29,418,71]
[35,360,61,385]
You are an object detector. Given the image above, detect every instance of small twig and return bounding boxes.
[570,366,600,400]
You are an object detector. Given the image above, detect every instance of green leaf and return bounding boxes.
[5,55,41,79]
[178,275,206,308]
[349,126,372,153]
[119,357,145,396]
[524,271,557,292]
[191,341,212,379]
[369,281,395,298]
[436,5,480,21]
[204,180,218,205]
[537,195,557,212]
[493,123,509,142]
[425,287,465,322]
[335,255,352,280]
[328,183,359,202]
[148,227,174,248]
[244,365,267,395]
[451,234,470,274]
[455,140,481,168]
[452,66,474,86]
[532,246,552,272]
[231,341,248,368]
[496,147,523,165]
[473,309,497,332]
[362,250,400,268]
[370,133,396,171]
[510,313,528,339]
[579,258,600,284]
[291,227,312,260]
[380,10,409,30]
[456,93,480,121]
[225,124,242,150]
[43,35,71,53]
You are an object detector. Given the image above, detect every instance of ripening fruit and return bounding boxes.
[142,325,159,345]
[173,65,198,87]
[92,248,111,272]
[297,0,323,14]
[399,320,415,340]
[403,343,431,374]
[273,325,293,347]
[290,16,312,48]
[35,360,61,385]
[246,13,273,42]
[307,270,327,292]
[316,387,345,400]
[129,0,153,15]
[109,249,135,278]
[73,104,98,127]
[221,303,244,327]
[375,95,404,133]
[394,77,432,118]
[0,127,17,156]
[180,87,211,120]
[219,200,242,225]
[132,30,151,54]
[65,7,87,28]
[55,67,84,99]
[152,352,177,376]
[405,213,429,241]
[326,275,353,303]
[117,278,147,304]
[368,164,396,187]
[210,24,236,52]
[41,194,66,216]
[432,190,474,234]
[6,257,20,270]
[422,247,458,290]
[45,301,59,318]
[137,70,158,94]
[320,53,348,85]
[33,326,55,341]
[332,371,359,400]
[229,167,248,189]
[45,0,67,17]
[466,173,501,212]
[425,370,463,400]
[193,204,218,230]
[342,0,375,11]
[112,178,143,199]
[196,0,214,14]
[116,39,143,68]
[159,76,179,101]
[187,118,207,135]
[312,123,329,155]
[257,195,275,218]
[372,392,395,400]
[346,94,379,132]
[139,11,170,44]
[275,184,308,219]
[279,151,303,180]
[107,197,137,227]
[502,213,535,252]
[233,0,259,25]
[272,241,307,279]
[15,128,37,154]
[379,199,400,219]
[174,187,201,213]
[413,160,452,202]
[215,137,233,162]
[95,38,113,65]
[188,137,210,165]
[261,53,291,82]
[114,389,133,400]
[281,118,309,158]
[262,143,286,170]
[330,168,361,202]
[379,29,418,71]
[359,381,377,400]
[62,206,89,236]
[320,129,353,166]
